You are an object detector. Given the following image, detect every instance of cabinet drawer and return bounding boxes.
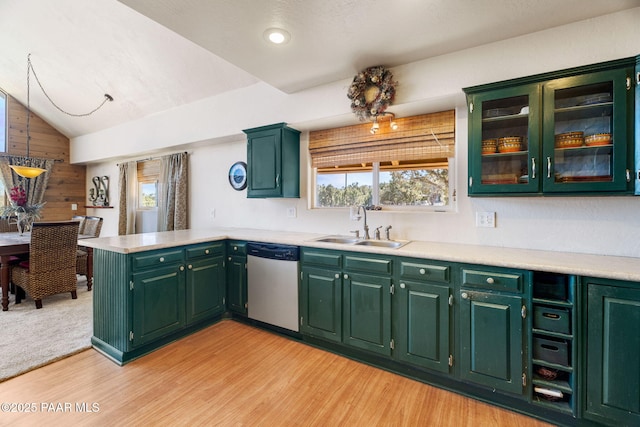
[186,242,224,259]
[344,255,392,275]
[227,241,247,256]
[533,336,570,366]
[301,249,342,268]
[399,261,449,283]
[461,268,524,292]
[533,306,571,334]
[132,249,184,270]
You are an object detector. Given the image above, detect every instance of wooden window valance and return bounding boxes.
[309,110,455,168]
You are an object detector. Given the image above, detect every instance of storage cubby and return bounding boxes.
[531,272,577,416]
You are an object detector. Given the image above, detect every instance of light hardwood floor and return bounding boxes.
[0,320,551,426]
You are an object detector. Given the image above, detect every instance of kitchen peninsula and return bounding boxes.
[82,227,640,427]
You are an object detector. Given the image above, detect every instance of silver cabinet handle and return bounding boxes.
[547,157,551,179]
[531,158,536,179]
[400,283,406,289]
[419,268,426,275]
[486,277,495,284]
[179,265,184,271]
[343,274,349,279]
[334,273,339,279]
[275,174,280,186]
[233,246,238,251]
[461,292,469,300]
[159,257,165,262]
[205,249,210,254]
[228,256,232,261]
[188,264,192,270]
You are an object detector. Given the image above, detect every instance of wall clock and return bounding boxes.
[228,161,247,191]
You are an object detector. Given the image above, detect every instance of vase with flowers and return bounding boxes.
[1,186,45,234]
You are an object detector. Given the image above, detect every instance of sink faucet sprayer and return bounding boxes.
[357,205,370,240]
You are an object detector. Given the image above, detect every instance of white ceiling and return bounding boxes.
[1,0,639,139]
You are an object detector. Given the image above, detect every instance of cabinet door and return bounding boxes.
[226,255,247,315]
[542,68,632,193]
[185,255,225,325]
[468,84,541,195]
[247,128,282,197]
[395,280,451,373]
[132,264,185,346]
[300,266,342,343]
[635,57,640,196]
[343,272,392,356]
[459,290,525,395]
[585,283,640,426]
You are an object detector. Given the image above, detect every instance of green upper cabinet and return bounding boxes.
[465,57,636,196]
[467,83,541,195]
[636,56,640,195]
[244,123,301,198]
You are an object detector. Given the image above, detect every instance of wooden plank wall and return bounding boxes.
[6,95,87,220]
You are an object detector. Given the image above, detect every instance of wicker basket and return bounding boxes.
[584,133,611,146]
[497,136,522,153]
[555,131,584,148]
[481,139,497,154]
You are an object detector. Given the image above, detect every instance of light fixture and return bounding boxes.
[369,112,398,134]
[9,54,113,179]
[370,118,379,134]
[263,28,291,45]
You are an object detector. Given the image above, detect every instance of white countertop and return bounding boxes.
[80,227,640,282]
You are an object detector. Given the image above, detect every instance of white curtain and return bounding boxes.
[117,161,138,235]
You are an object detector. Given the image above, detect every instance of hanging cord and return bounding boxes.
[27,53,113,117]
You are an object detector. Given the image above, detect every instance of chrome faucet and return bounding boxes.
[375,226,382,240]
[357,205,370,240]
[384,225,392,240]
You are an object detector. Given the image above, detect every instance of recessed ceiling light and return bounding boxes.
[263,28,291,45]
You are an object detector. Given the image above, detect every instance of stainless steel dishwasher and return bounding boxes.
[246,242,300,332]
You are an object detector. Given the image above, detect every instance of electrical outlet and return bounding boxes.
[476,211,496,228]
[71,203,78,211]
[287,207,297,218]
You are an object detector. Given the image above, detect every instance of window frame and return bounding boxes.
[311,158,456,212]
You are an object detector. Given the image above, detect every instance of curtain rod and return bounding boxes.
[116,151,189,167]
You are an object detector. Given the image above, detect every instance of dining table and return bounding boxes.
[0,232,95,311]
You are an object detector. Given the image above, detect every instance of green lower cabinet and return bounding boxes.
[459,290,526,395]
[132,264,186,347]
[394,280,451,373]
[186,255,226,324]
[226,255,247,315]
[343,272,392,356]
[585,279,640,426]
[300,266,342,343]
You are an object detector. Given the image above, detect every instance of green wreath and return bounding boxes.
[347,66,396,121]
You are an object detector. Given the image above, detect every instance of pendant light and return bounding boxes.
[9,54,113,179]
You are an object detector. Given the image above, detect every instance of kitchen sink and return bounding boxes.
[313,235,361,244]
[354,240,409,249]
[312,235,409,249]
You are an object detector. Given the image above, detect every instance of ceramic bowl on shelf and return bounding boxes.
[481,138,497,154]
[497,136,522,153]
[555,131,584,148]
[584,133,611,146]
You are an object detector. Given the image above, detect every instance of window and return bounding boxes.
[139,181,158,208]
[137,159,160,208]
[315,160,452,208]
[310,110,455,210]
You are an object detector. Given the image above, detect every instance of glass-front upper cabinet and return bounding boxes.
[465,57,636,197]
[467,84,541,195]
[542,69,630,193]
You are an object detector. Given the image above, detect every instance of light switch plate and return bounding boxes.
[287,207,297,218]
[476,211,496,228]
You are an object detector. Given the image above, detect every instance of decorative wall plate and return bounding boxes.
[228,161,247,190]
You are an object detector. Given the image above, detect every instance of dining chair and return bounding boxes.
[0,217,18,233]
[76,216,103,287]
[12,221,80,309]
[72,215,86,235]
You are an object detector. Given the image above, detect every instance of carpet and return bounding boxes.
[0,277,93,382]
